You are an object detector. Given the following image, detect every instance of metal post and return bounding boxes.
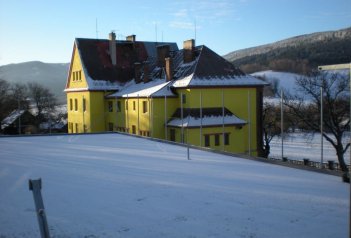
[200,91,202,147]
[222,89,225,151]
[165,95,167,140]
[137,94,140,135]
[181,92,184,143]
[320,87,323,168]
[281,90,284,160]
[83,95,85,133]
[248,90,251,156]
[29,179,50,238]
[126,94,129,133]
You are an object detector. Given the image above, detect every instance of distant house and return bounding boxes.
[1,110,37,134]
[65,33,267,156]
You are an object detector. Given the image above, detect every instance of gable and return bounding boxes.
[65,43,88,90]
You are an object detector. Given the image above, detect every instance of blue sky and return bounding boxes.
[0,0,350,65]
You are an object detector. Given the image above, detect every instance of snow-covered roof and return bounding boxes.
[172,74,267,88]
[167,115,247,128]
[1,110,25,130]
[107,79,176,98]
[168,107,247,128]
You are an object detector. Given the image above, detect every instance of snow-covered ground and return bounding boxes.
[0,134,348,238]
[270,132,350,164]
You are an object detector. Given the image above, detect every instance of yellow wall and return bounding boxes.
[172,88,258,155]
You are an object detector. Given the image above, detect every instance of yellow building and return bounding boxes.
[65,33,267,156]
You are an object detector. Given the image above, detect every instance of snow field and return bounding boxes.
[0,134,348,238]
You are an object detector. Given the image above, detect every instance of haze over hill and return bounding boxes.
[0,61,69,103]
[224,27,351,74]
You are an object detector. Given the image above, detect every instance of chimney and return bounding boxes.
[134,62,142,83]
[183,39,195,63]
[156,45,170,67]
[165,57,173,82]
[143,62,150,83]
[126,35,136,42]
[109,32,117,66]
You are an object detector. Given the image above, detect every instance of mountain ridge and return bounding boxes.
[0,61,69,103]
[224,27,351,74]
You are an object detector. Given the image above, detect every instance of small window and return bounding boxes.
[132,125,136,134]
[224,133,229,145]
[204,135,210,147]
[116,101,121,112]
[108,122,114,131]
[182,94,186,104]
[125,101,128,110]
[79,70,82,80]
[83,98,86,112]
[215,134,220,146]
[108,101,113,112]
[74,99,78,111]
[69,99,73,111]
[133,101,136,111]
[73,72,76,81]
[75,123,78,133]
[142,101,148,113]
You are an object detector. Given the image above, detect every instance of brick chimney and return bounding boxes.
[183,39,195,63]
[134,62,142,83]
[165,57,173,82]
[143,62,150,83]
[156,45,170,67]
[109,32,117,66]
[126,35,136,42]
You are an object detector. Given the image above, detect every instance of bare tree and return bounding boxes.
[285,71,350,180]
[27,82,57,125]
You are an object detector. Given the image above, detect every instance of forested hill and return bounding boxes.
[224,27,351,74]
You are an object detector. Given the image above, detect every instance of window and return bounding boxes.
[108,101,113,112]
[83,98,86,112]
[142,101,148,113]
[133,101,136,111]
[75,123,78,133]
[74,99,78,111]
[116,101,121,112]
[215,134,220,146]
[108,122,114,131]
[132,125,136,134]
[125,101,128,110]
[73,72,76,81]
[170,129,176,141]
[182,94,186,104]
[224,133,230,145]
[69,99,73,111]
[204,135,210,147]
[78,70,82,80]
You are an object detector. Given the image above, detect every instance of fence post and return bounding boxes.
[29,178,50,238]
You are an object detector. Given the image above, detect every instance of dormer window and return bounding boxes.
[72,70,82,82]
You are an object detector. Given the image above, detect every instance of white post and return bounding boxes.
[281,90,284,160]
[165,95,167,140]
[321,87,324,168]
[200,91,203,147]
